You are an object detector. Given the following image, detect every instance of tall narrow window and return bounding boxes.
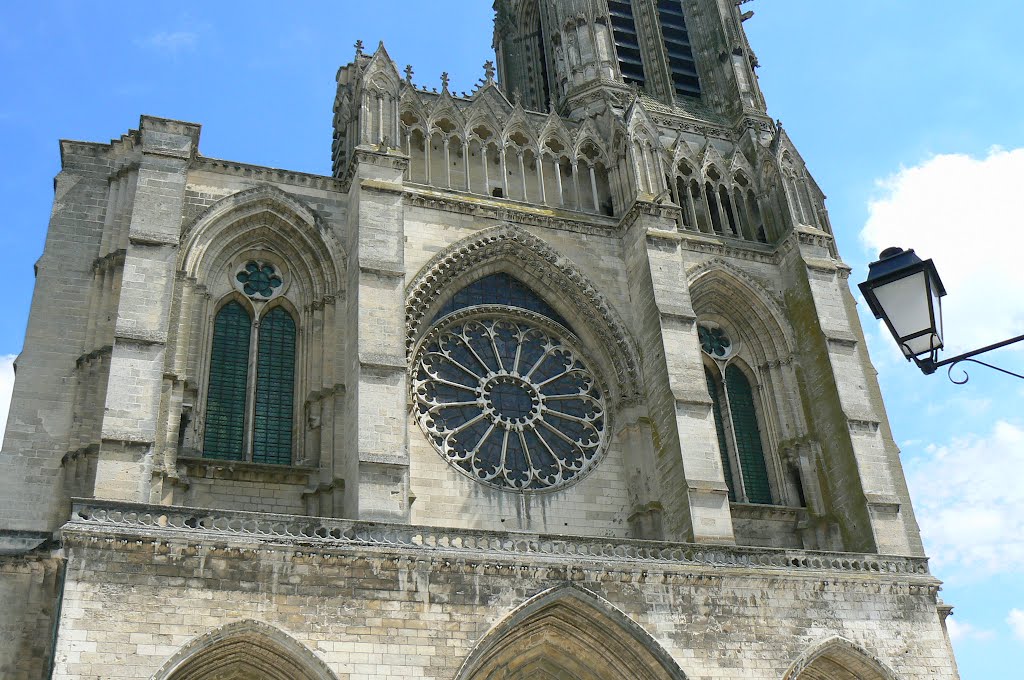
[253,307,296,465]
[608,0,645,87]
[657,0,702,97]
[700,325,772,505]
[202,261,296,466]
[204,301,252,460]
[725,365,771,504]
[706,368,736,502]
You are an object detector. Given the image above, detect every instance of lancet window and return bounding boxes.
[699,324,772,504]
[203,261,296,465]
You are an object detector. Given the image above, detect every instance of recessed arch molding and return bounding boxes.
[406,223,643,403]
[150,618,338,680]
[455,584,689,680]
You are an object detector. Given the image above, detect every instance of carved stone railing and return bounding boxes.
[65,499,932,578]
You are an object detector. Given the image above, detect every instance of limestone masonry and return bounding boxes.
[0,1,959,678]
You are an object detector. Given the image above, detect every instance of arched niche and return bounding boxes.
[179,184,343,303]
[687,261,793,369]
[783,636,899,680]
[406,224,643,405]
[456,585,688,680]
[171,185,344,479]
[688,262,811,515]
[151,619,338,680]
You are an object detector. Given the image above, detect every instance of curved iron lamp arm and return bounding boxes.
[914,333,1024,384]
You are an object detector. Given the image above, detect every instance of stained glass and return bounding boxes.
[698,325,731,358]
[433,273,570,329]
[725,365,772,504]
[253,307,296,465]
[204,301,251,460]
[706,367,736,502]
[236,261,283,299]
[414,313,605,490]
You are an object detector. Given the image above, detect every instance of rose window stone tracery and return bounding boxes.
[235,261,283,299]
[699,324,732,359]
[413,310,606,491]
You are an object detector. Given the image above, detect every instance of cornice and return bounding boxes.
[191,157,347,193]
[402,185,620,237]
[63,499,937,587]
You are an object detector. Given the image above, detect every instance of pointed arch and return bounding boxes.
[783,636,899,680]
[428,92,468,133]
[456,585,688,680]
[151,619,338,680]
[687,261,794,367]
[406,224,642,403]
[179,184,343,303]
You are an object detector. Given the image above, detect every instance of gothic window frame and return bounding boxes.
[699,322,780,506]
[197,259,301,467]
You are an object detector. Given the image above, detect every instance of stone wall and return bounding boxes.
[51,503,953,680]
[0,550,63,680]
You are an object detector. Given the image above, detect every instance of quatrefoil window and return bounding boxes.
[413,310,606,491]
[699,324,732,359]
[235,261,283,299]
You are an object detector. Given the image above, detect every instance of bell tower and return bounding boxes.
[494,0,766,117]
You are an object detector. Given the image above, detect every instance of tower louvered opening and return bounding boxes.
[657,0,701,97]
[608,0,645,87]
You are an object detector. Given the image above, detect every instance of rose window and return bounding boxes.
[235,261,283,299]
[699,324,732,359]
[413,310,606,491]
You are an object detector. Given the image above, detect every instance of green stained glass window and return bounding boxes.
[204,301,252,460]
[705,368,736,502]
[253,307,296,465]
[725,365,772,505]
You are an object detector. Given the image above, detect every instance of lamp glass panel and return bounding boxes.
[872,271,936,355]
[903,330,942,357]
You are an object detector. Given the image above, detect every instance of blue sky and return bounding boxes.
[1,2,1023,677]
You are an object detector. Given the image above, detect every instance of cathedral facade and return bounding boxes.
[0,1,959,678]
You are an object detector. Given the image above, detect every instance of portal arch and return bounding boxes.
[456,585,688,680]
[151,619,338,680]
[783,636,899,680]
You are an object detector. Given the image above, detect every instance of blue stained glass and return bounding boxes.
[490,382,533,420]
[433,273,571,330]
[414,315,604,490]
[237,261,283,298]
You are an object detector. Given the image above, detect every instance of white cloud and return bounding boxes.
[861,148,1024,357]
[0,354,14,444]
[1008,609,1024,641]
[947,617,995,643]
[136,30,200,53]
[904,421,1024,579]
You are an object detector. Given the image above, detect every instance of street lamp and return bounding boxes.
[860,247,1024,383]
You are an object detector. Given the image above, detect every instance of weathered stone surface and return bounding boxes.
[0,2,958,677]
